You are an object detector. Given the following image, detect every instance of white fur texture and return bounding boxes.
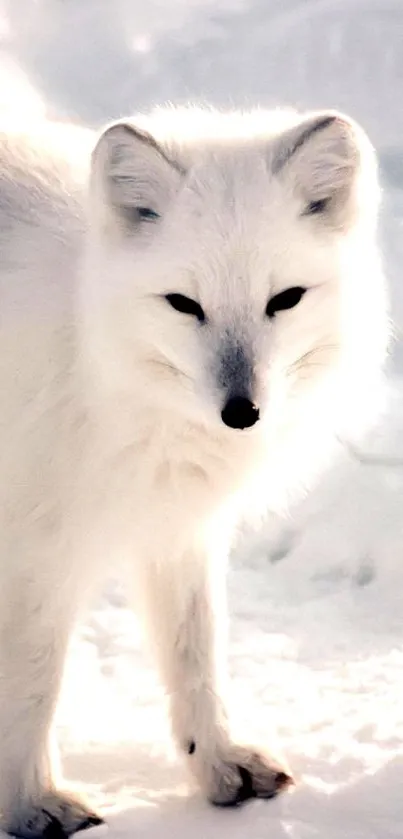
[0,107,388,836]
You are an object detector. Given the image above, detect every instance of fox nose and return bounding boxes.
[221,396,260,430]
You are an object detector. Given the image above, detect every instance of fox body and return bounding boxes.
[0,108,388,836]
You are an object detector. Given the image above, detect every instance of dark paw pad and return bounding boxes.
[213,764,294,808]
[10,805,104,839]
[232,766,256,805]
[73,815,104,834]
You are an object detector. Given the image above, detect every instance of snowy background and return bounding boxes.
[1,1,403,837]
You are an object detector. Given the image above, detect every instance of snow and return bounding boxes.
[1,1,403,837]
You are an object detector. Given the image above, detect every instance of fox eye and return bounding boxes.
[303,198,329,215]
[122,206,160,225]
[137,206,160,221]
[165,293,205,323]
[266,286,306,319]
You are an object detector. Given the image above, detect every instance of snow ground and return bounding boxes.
[1,1,403,837]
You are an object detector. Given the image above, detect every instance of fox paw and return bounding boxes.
[189,742,293,806]
[5,790,103,838]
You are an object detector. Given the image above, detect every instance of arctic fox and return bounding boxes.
[0,107,388,837]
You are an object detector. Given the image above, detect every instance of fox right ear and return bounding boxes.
[272,111,378,228]
[90,122,183,231]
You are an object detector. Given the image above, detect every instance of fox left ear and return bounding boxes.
[90,120,183,231]
[272,111,378,226]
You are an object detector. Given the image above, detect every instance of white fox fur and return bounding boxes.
[0,107,388,836]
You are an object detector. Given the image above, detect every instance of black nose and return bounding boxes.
[221,396,260,430]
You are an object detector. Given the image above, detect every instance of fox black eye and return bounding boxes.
[266,286,306,319]
[165,293,205,323]
[303,198,329,216]
[137,206,160,222]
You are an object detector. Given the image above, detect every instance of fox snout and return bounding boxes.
[217,336,260,430]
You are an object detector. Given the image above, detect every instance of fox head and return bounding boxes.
[85,108,388,449]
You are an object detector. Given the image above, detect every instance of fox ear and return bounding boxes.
[90,121,183,230]
[272,111,378,226]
